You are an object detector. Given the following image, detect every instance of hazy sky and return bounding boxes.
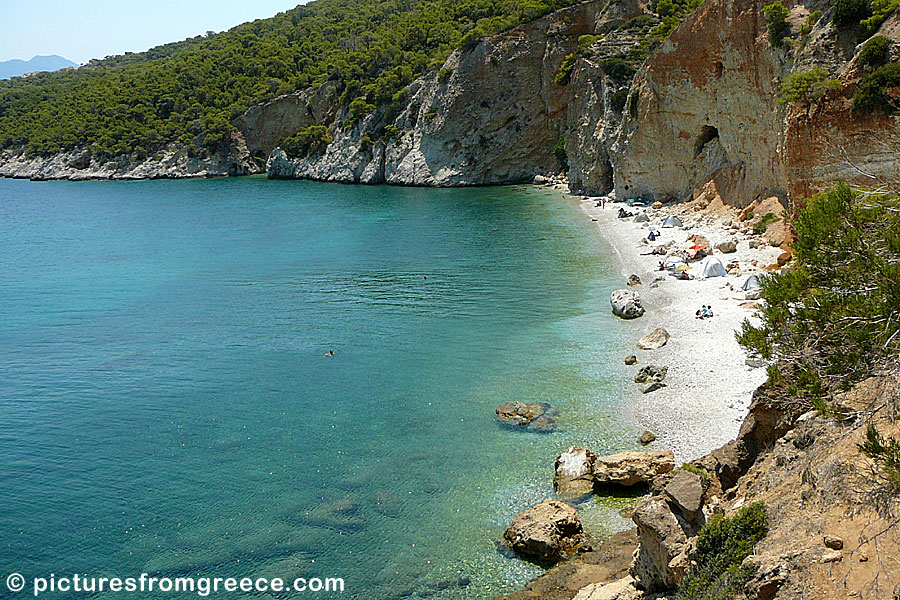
[1,1,306,64]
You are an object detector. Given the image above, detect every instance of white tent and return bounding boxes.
[635,213,650,223]
[662,215,683,228]
[702,257,727,278]
[741,273,763,291]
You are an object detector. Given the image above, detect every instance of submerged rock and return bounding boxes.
[503,499,589,565]
[594,450,675,487]
[638,431,657,445]
[610,289,645,319]
[624,355,638,365]
[496,401,557,432]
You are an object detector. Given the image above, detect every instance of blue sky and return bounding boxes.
[1,1,306,64]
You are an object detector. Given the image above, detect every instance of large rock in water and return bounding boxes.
[636,328,669,350]
[610,289,645,319]
[554,446,598,501]
[496,401,556,432]
[593,450,675,487]
[503,499,589,565]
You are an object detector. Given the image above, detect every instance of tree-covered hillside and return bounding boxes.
[0,0,580,160]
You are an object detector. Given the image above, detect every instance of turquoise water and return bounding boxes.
[0,176,642,599]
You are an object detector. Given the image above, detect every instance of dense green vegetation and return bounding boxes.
[677,503,769,600]
[853,62,900,112]
[831,0,898,40]
[738,184,900,410]
[762,1,790,48]
[778,68,841,117]
[859,35,892,68]
[0,0,582,159]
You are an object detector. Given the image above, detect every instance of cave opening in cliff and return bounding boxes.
[600,156,614,193]
[694,126,719,157]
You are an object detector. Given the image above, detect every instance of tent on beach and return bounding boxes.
[741,273,763,291]
[662,215,683,228]
[635,213,650,223]
[701,257,727,278]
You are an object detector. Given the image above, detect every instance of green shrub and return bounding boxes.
[752,212,780,235]
[680,463,711,480]
[833,0,872,25]
[762,2,791,47]
[808,8,824,25]
[555,53,576,86]
[281,125,332,157]
[779,68,842,117]
[358,135,374,152]
[859,424,900,490]
[438,67,453,83]
[577,34,601,50]
[860,35,891,68]
[629,92,639,119]
[738,184,900,401]
[553,135,568,172]
[859,0,899,40]
[621,14,656,30]
[677,503,769,600]
[610,89,629,113]
[597,58,638,80]
[853,62,900,112]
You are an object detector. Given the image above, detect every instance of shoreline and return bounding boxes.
[566,188,782,462]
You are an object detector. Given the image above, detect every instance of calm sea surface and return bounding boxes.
[0,176,643,599]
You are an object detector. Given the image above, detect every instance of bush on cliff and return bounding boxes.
[859,0,899,40]
[833,0,873,26]
[859,424,900,491]
[762,2,790,48]
[677,502,768,600]
[281,125,332,158]
[852,62,900,113]
[859,35,892,68]
[738,184,900,407]
[778,68,841,118]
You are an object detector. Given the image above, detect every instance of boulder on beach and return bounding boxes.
[503,499,589,565]
[554,446,598,501]
[637,328,669,350]
[716,239,737,253]
[640,381,666,394]
[626,274,641,286]
[610,289,644,319]
[594,450,675,487]
[624,355,638,365]
[634,365,667,384]
[496,401,556,432]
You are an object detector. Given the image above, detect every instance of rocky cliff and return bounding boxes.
[600,0,900,208]
[263,0,613,185]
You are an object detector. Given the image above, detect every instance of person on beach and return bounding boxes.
[706,306,714,318]
[648,230,657,242]
[324,349,334,357]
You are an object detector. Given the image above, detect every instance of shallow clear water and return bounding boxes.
[0,176,643,599]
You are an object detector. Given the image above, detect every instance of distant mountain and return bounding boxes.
[0,55,78,79]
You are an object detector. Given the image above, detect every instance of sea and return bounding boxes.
[0,176,645,599]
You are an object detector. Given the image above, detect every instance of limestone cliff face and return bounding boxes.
[591,0,900,208]
[602,0,786,207]
[266,0,609,185]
